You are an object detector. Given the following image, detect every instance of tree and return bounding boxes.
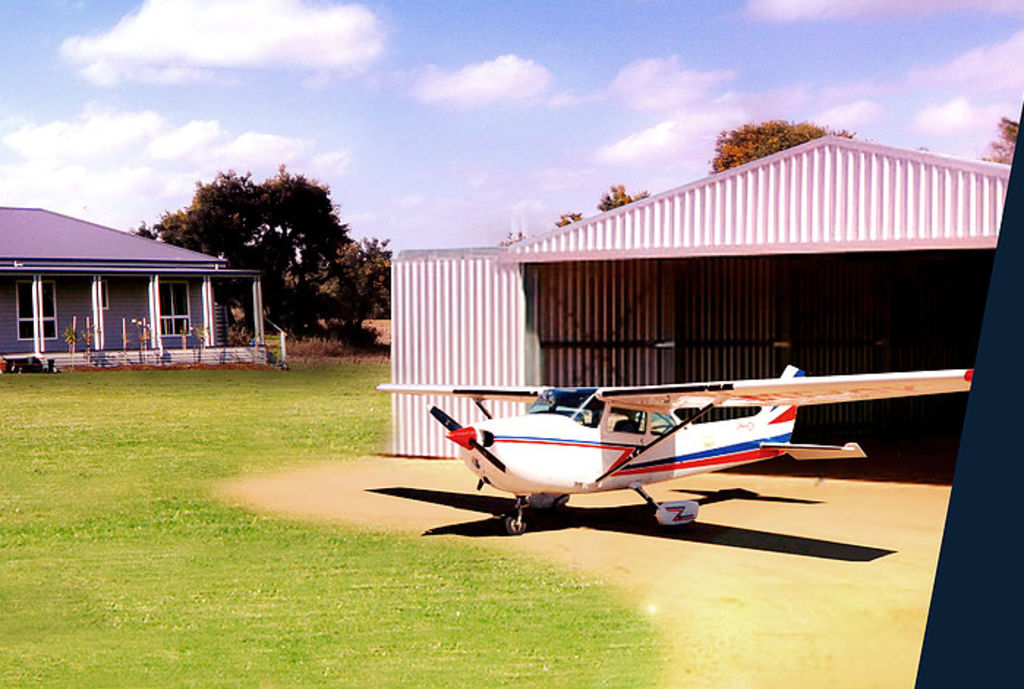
[322,237,392,343]
[136,168,390,341]
[555,212,583,228]
[499,230,529,246]
[710,120,854,173]
[597,184,650,212]
[984,116,1018,164]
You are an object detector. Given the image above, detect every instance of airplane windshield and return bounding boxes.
[528,388,598,423]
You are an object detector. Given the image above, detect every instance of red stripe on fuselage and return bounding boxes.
[614,447,783,477]
[769,407,797,424]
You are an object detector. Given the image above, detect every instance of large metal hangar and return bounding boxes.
[389,136,1008,460]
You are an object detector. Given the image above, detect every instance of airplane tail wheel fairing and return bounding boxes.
[654,500,700,526]
[503,513,527,536]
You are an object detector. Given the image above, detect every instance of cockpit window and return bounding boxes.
[528,388,599,425]
[573,395,604,428]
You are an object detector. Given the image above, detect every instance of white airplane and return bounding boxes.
[377,366,973,535]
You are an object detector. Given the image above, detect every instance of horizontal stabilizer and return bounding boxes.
[761,442,867,461]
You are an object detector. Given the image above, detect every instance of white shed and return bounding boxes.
[389,136,1009,458]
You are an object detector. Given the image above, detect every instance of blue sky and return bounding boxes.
[1,0,1023,253]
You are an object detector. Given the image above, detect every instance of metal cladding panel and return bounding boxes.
[509,137,1008,262]
[390,250,526,458]
[534,260,674,387]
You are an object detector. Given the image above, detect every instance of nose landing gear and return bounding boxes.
[503,496,527,536]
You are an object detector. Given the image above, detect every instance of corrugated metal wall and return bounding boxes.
[511,137,1006,261]
[529,260,674,386]
[389,249,528,457]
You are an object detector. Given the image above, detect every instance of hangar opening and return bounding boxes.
[526,248,993,482]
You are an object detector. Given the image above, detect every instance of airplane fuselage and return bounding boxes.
[459,409,795,496]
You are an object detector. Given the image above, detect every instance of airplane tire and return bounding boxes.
[503,513,527,536]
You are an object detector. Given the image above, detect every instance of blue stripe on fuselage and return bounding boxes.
[626,432,793,471]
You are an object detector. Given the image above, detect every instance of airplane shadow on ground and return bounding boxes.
[367,487,894,562]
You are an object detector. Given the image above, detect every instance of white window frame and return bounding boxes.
[159,280,191,336]
[15,280,58,341]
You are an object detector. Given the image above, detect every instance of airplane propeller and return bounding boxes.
[429,406,507,473]
[429,405,462,433]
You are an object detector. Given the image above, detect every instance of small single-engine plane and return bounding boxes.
[377,367,973,535]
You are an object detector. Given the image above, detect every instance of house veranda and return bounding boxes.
[1,207,270,370]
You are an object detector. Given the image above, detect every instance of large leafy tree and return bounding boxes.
[137,168,390,340]
[983,116,1018,164]
[710,120,853,173]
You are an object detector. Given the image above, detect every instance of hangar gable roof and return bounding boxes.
[507,136,1009,263]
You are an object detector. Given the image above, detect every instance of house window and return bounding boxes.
[159,282,190,336]
[16,281,57,340]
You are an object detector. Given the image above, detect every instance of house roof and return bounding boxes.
[502,136,1009,263]
[0,208,245,273]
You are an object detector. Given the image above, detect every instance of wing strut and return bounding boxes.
[473,399,493,420]
[593,402,716,484]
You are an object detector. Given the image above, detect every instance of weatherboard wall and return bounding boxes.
[508,137,1008,262]
[0,276,216,355]
[389,249,529,457]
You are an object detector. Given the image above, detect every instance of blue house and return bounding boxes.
[1,207,268,368]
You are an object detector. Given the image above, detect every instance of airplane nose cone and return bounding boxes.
[446,426,477,450]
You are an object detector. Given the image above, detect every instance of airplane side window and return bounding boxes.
[650,412,679,435]
[606,407,647,434]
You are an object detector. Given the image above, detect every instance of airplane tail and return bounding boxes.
[756,365,803,428]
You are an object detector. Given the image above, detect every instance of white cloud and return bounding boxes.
[2,108,350,175]
[746,0,1024,21]
[0,158,197,229]
[910,29,1024,95]
[594,107,744,166]
[812,99,885,130]
[214,131,313,170]
[4,108,165,161]
[309,150,352,177]
[0,106,352,228]
[606,56,734,110]
[61,0,385,86]
[911,97,1003,136]
[147,119,225,160]
[413,54,554,108]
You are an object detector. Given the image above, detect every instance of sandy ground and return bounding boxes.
[216,457,950,689]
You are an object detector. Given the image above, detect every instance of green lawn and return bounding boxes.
[1,364,659,687]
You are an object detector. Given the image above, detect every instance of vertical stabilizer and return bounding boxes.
[757,365,804,426]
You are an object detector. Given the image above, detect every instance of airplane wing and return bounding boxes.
[597,369,973,411]
[376,383,546,404]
